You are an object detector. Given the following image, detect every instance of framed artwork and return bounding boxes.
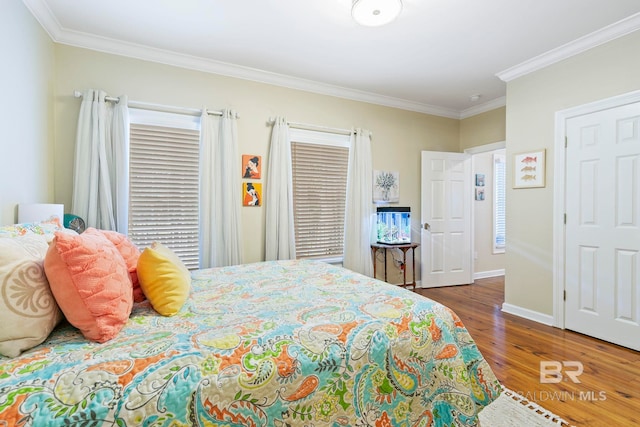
[373,170,399,202]
[475,173,485,186]
[513,149,545,188]
[243,182,262,207]
[242,154,261,179]
[475,187,485,201]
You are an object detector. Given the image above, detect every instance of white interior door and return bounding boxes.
[565,101,640,351]
[421,151,472,287]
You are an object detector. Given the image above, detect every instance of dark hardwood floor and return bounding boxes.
[417,276,640,427]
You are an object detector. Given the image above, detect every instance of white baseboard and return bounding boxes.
[501,303,554,326]
[473,269,505,280]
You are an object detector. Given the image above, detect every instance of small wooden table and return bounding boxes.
[371,242,419,290]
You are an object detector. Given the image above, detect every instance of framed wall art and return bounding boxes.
[513,149,545,188]
[243,182,262,207]
[373,170,399,202]
[242,154,261,179]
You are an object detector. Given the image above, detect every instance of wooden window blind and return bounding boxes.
[129,123,200,269]
[291,139,349,260]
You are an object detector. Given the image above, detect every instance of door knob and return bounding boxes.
[423,223,430,230]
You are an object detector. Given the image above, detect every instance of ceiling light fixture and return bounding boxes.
[352,0,403,27]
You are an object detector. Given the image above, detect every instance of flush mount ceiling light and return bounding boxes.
[352,0,403,27]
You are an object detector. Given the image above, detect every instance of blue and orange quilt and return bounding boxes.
[0,260,500,426]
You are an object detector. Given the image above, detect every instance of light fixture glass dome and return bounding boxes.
[352,0,403,27]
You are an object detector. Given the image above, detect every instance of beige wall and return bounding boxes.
[53,44,460,265]
[3,3,506,280]
[504,30,640,315]
[0,0,55,225]
[460,107,506,151]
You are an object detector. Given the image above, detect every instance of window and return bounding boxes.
[128,109,201,269]
[289,128,350,262]
[493,152,506,253]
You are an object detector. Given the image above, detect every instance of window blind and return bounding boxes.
[493,153,506,252]
[291,141,349,260]
[129,123,200,269]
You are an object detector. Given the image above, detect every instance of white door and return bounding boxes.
[565,101,640,351]
[421,151,472,287]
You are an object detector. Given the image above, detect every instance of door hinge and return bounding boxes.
[564,213,567,224]
[563,290,566,301]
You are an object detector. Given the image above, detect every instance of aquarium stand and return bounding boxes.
[371,242,419,290]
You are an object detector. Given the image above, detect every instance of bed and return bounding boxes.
[1,245,500,426]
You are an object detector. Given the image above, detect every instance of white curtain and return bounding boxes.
[343,128,374,276]
[200,109,243,268]
[72,89,129,232]
[265,117,296,260]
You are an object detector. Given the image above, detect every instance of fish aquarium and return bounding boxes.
[376,207,411,244]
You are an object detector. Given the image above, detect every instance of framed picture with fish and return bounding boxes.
[513,149,545,188]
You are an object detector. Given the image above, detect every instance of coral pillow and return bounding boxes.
[44,228,133,342]
[97,229,144,303]
[137,242,191,316]
[0,235,63,357]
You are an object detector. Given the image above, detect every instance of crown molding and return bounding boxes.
[62,30,463,119]
[497,12,640,82]
[23,0,461,119]
[22,0,640,119]
[22,0,62,39]
[459,96,506,119]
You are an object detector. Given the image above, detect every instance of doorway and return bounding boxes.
[419,142,506,287]
[466,142,506,280]
[554,90,640,350]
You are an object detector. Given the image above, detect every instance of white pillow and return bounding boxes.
[0,217,76,242]
[0,234,63,357]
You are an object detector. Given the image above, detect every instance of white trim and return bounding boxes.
[497,12,640,82]
[288,128,351,148]
[501,303,554,326]
[129,108,201,130]
[22,0,462,120]
[20,0,63,40]
[23,1,640,119]
[459,97,506,119]
[64,34,461,119]
[474,269,505,280]
[553,89,640,329]
[463,140,506,155]
[553,107,568,329]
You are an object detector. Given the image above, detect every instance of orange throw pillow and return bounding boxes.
[97,229,144,303]
[44,228,133,342]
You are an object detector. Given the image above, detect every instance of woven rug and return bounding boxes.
[479,387,575,427]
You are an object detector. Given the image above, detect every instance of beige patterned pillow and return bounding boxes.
[0,234,63,357]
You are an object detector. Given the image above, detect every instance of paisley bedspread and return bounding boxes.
[0,260,501,426]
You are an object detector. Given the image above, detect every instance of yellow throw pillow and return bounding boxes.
[137,242,191,316]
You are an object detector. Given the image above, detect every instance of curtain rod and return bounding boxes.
[73,91,239,118]
[268,117,353,136]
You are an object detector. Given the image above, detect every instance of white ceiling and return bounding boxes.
[23,0,640,118]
